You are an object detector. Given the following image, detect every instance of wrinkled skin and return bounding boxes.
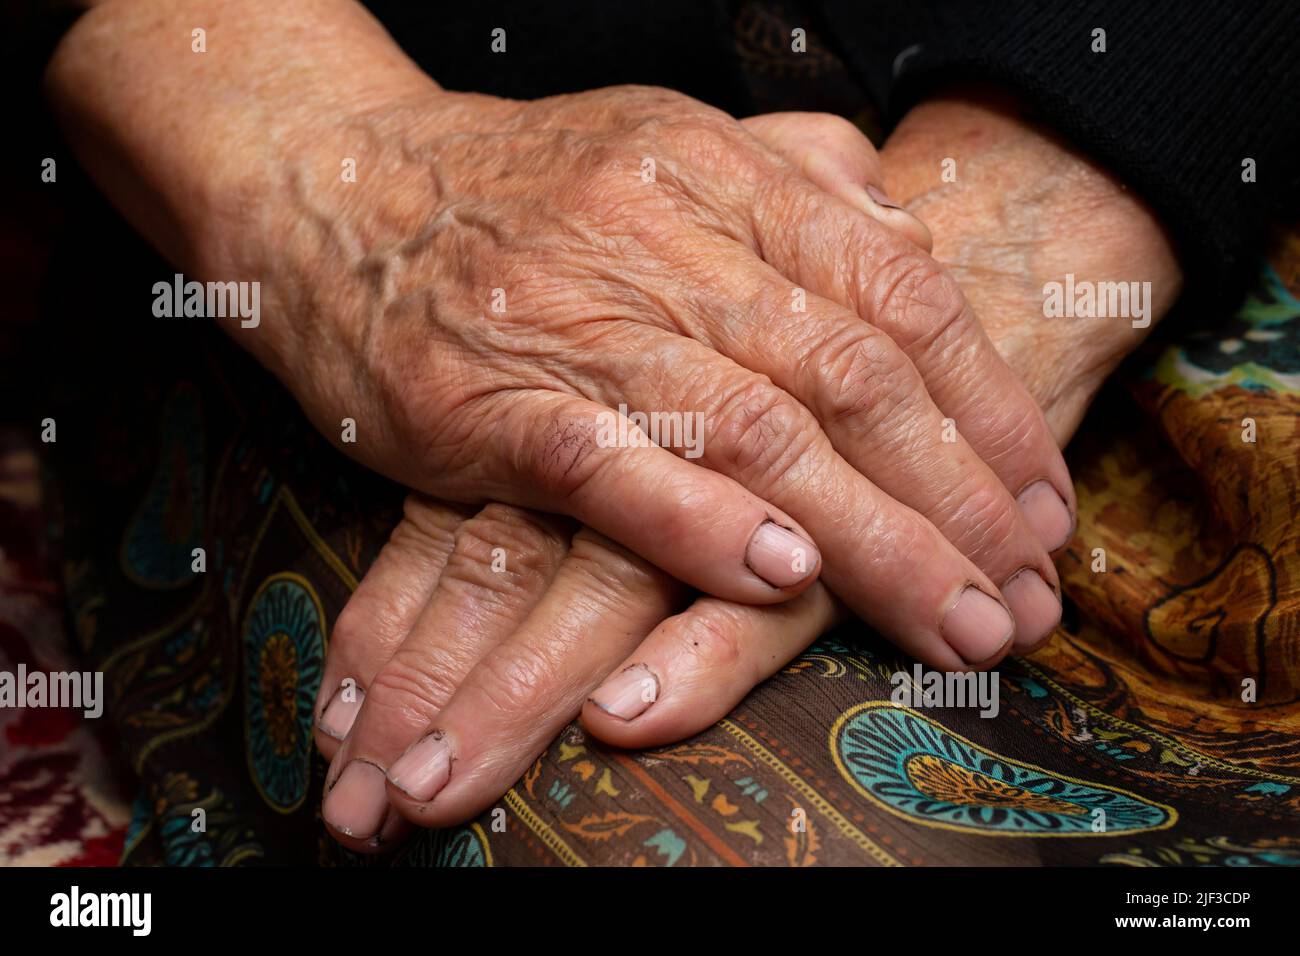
[242,83,1073,649]
[315,93,1181,850]
[882,90,1182,441]
[49,2,1075,676]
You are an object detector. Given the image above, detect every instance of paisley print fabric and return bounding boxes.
[242,573,326,813]
[832,703,1175,836]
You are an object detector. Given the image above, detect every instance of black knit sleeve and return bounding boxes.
[812,0,1300,309]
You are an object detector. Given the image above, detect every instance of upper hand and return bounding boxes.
[237,85,1071,669]
[50,0,1073,669]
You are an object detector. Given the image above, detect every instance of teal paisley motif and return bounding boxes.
[434,827,490,866]
[832,703,1176,836]
[399,824,491,867]
[1153,262,1300,397]
[125,773,264,867]
[242,573,325,812]
[121,383,206,587]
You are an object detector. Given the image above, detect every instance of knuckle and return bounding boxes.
[393,495,464,551]
[973,398,1048,470]
[939,479,1024,564]
[800,112,872,150]
[664,116,762,180]
[815,328,923,433]
[595,84,702,124]
[859,501,930,568]
[329,592,412,675]
[472,644,555,720]
[566,530,673,601]
[708,377,820,493]
[441,507,563,596]
[523,406,606,501]
[465,504,564,561]
[330,602,369,656]
[677,609,746,673]
[572,100,764,227]
[364,656,455,730]
[754,164,823,241]
[873,252,971,356]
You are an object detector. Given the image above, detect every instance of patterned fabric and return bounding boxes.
[0,427,131,865]
[34,221,1299,867]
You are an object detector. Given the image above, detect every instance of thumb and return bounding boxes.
[742,112,932,252]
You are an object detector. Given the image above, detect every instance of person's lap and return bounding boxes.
[43,214,1300,865]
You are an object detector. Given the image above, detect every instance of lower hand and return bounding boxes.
[315,494,839,849]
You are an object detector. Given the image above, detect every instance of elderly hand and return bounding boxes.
[49,0,1072,673]
[243,83,1073,661]
[312,102,1128,848]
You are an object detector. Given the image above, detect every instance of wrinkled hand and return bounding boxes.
[244,84,1072,664]
[316,492,846,850]
[318,95,1184,848]
[315,105,1119,849]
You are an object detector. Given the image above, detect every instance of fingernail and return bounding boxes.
[318,683,364,740]
[942,586,1014,665]
[1018,480,1074,552]
[322,760,388,838]
[588,664,659,721]
[865,184,904,210]
[387,732,452,802]
[746,520,820,588]
[1002,569,1062,650]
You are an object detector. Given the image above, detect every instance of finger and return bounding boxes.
[450,389,822,603]
[667,257,1063,648]
[322,504,571,849]
[594,331,1022,666]
[314,495,471,762]
[742,112,933,251]
[582,584,841,748]
[750,171,1077,554]
[383,530,683,827]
